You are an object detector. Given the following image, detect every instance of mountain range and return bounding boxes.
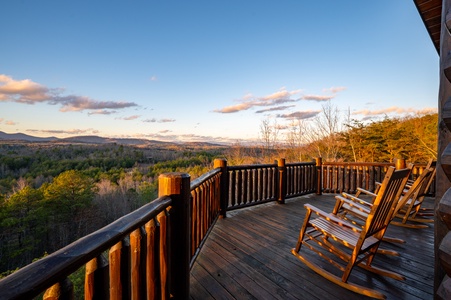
[0,131,172,145]
[0,131,224,147]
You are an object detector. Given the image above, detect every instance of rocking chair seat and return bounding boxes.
[292,167,411,299]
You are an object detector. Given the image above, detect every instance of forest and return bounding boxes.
[0,111,437,277]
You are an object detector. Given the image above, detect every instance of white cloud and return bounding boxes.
[0,74,138,113]
[353,106,437,116]
[214,88,302,114]
[277,110,320,119]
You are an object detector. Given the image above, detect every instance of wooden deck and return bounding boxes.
[190,194,434,300]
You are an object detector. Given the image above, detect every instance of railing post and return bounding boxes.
[394,158,406,169]
[315,157,323,195]
[277,158,287,204]
[214,159,228,218]
[158,172,191,300]
[43,278,73,300]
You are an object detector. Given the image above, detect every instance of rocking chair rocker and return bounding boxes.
[291,167,410,299]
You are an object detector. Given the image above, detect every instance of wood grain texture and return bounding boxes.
[190,194,434,300]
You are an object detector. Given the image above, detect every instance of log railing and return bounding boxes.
[321,162,392,194]
[0,157,435,299]
[0,196,175,299]
[321,160,436,195]
[189,167,222,266]
[217,159,317,211]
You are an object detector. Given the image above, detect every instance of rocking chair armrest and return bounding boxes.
[341,192,373,208]
[335,195,372,214]
[304,203,360,230]
[354,188,377,199]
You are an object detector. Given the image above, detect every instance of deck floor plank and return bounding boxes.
[190,194,434,299]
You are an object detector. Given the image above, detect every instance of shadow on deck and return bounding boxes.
[190,194,434,300]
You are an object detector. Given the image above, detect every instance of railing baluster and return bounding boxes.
[43,277,73,300]
[130,228,142,300]
[146,219,159,300]
[109,241,123,300]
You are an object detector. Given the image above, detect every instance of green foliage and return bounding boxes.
[147,156,211,178]
[43,170,94,213]
[69,266,86,299]
[338,114,437,162]
[0,142,221,274]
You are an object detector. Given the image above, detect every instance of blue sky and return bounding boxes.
[0,1,439,144]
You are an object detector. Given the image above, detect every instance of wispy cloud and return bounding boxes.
[0,74,138,113]
[0,118,17,125]
[136,132,235,144]
[214,86,345,114]
[255,105,296,114]
[143,118,176,123]
[26,128,99,135]
[277,110,320,120]
[116,115,140,121]
[302,94,334,101]
[323,86,347,94]
[214,88,302,114]
[353,106,437,116]
[88,110,117,115]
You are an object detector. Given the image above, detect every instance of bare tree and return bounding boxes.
[259,118,280,161]
[285,118,308,161]
[308,101,344,161]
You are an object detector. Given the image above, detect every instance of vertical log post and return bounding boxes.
[85,255,109,300]
[277,159,287,204]
[158,172,190,300]
[315,157,322,195]
[394,158,406,170]
[43,278,74,300]
[214,159,228,218]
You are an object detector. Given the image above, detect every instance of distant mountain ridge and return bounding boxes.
[0,131,58,142]
[0,131,223,147]
[0,131,166,145]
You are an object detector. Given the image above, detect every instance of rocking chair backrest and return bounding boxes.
[394,167,433,214]
[365,167,411,237]
[423,159,436,194]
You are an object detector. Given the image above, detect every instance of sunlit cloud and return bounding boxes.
[159,118,176,123]
[323,86,347,93]
[5,120,16,125]
[26,128,99,135]
[353,106,437,116]
[116,115,140,121]
[136,132,235,144]
[0,74,138,113]
[214,88,302,114]
[143,118,176,123]
[0,74,51,103]
[55,96,137,112]
[302,94,334,101]
[88,110,117,115]
[277,110,320,120]
[255,105,296,114]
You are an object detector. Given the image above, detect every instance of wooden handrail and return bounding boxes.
[0,196,172,300]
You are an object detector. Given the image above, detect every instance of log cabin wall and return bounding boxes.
[436,1,451,298]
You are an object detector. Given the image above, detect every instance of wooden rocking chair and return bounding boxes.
[291,167,410,299]
[391,165,436,228]
[333,167,433,251]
